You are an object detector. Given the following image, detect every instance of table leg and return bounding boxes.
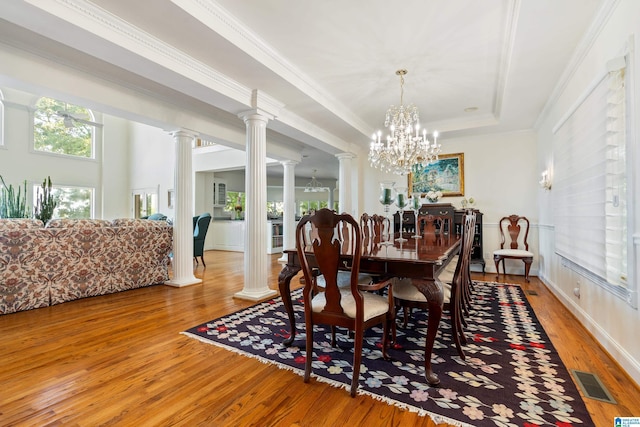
[278,264,301,346]
[412,278,444,386]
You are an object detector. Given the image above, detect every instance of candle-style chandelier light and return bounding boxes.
[368,69,441,175]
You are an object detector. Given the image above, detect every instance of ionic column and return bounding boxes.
[235,111,277,300]
[166,129,201,287]
[336,152,356,216]
[278,160,299,262]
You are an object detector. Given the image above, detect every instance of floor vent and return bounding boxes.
[525,289,538,296]
[571,370,617,404]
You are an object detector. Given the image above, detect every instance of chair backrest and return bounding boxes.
[498,214,530,251]
[373,214,389,239]
[193,213,211,240]
[452,212,476,286]
[296,208,363,317]
[418,213,451,235]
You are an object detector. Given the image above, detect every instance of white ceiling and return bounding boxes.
[0,0,603,181]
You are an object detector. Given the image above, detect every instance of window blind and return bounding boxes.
[553,59,627,288]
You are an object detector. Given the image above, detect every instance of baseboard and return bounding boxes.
[539,273,640,388]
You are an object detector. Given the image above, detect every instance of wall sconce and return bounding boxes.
[539,170,552,190]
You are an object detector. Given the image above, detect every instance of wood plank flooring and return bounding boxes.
[1,251,638,426]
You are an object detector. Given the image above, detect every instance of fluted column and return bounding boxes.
[278,160,299,262]
[166,129,201,287]
[336,152,356,216]
[235,111,278,300]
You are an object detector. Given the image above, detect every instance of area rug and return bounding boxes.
[183,281,594,427]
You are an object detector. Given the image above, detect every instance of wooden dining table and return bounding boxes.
[277,231,461,385]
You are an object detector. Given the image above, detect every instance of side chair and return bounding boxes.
[493,214,534,282]
[296,208,394,397]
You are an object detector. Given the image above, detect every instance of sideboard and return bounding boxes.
[394,203,485,272]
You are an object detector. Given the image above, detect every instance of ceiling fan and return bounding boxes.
[55,106,103,128]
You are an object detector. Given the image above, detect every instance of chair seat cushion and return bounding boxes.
[493,249,533,257]
[311,289,389,320]
[316,271,373,289]
[394,278,451,304]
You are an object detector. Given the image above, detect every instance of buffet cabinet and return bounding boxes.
[394,203,485,272]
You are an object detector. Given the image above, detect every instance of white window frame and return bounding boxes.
[32,97,99,160]
[33,183,95,220]
[0,89,5,148]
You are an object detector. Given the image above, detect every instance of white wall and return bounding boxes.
[360,130,539,275]
[536,0,640,385]
[128,122,175,219]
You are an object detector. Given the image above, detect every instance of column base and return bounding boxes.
[277,254,287,263]
[234,288,278,301]
[165,277,202,287]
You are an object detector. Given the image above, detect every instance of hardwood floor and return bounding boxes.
[1,251,638,426]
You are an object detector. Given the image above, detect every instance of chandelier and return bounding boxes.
[368,69,441,175]
[304,170,328,192]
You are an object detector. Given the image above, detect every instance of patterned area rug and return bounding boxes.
[183,281,594,427]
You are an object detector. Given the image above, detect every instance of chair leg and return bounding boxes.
[351,326,364,397]
[403,306,410,328]
[523,258,532,282]
[304,321,313,384]
[200,255,206,267]
[194,257,198,266]
[449,285,465,360]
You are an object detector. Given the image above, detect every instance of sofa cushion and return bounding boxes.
[46,219,112,228]
[0,219,44,230]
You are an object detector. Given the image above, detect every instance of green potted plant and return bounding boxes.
[0,175,30,218]
[34,176,58,224]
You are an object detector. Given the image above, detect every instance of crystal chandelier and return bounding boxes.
[368,69,441,175]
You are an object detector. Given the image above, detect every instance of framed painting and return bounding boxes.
[408,153,464,197]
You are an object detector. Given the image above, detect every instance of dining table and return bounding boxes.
[277,231,461,385]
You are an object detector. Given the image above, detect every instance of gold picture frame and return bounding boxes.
[408,153,465,197]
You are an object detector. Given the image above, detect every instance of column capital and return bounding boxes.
[280,159,300,167]
[237,109,273,124]
[335,152,357,161]
[167,129,199,139]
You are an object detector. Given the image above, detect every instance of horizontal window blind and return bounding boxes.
[553,59,627,287]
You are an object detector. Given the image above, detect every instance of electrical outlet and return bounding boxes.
[573,279,581,298]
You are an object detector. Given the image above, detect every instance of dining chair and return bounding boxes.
[493,214,534,282]
[303,217,374,290]
[417,212,452,236]
[393,212,476,359]
[296,208,394,397]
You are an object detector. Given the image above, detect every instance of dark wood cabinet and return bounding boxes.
[394,204,485,272]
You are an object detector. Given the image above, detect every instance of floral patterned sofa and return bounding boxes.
[0,218,173,315]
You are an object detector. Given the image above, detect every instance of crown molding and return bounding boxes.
[24,0,252,108]
[492,0,520,121]
[533,0,621,129]
[171,0,371,137]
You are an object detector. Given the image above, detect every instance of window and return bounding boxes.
[553,53,633,305]
[133,189,158,219]
[33,97,97,158]
[225,191,245,213]
[0,90,4,147]
[34,184,94,219]
[298,200,329,215]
